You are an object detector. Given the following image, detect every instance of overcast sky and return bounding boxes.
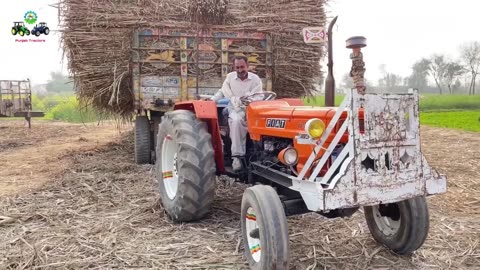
[1,0,479,86]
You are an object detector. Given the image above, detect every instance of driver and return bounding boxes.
[210,55,263,171]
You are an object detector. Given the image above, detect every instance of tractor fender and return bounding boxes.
[174,101,225,173]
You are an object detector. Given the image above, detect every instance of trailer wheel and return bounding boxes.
[364,196,429,255]
[150,114,163,163]
[134,115,151,164]
[241,185,289,270]
[155,110,216,222]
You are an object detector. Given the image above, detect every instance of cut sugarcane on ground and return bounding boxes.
[0,120,478,269]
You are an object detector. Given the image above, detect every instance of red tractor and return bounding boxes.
[153,35,447,269]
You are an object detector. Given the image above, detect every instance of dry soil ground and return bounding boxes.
[0,119,478,269]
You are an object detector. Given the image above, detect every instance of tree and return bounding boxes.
[460,41,480,95]
[444,62,465,94]
[377,64,404,92]
[429,55,448,94]
[407,58,431,90]
[45,72,74,94]
[340,72,354,90]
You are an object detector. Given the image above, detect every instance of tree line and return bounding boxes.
[340,41,480,95]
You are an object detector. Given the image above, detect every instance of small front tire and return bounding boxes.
[241,185,290,270]
[364,196,429,255]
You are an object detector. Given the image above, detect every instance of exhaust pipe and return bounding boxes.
[325,16,338,107]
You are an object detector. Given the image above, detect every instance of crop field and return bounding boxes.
[305,94,480,132]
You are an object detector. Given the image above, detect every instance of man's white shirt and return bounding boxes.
[212,72,263,109]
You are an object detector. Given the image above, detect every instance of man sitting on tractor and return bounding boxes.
[210,55,263,171]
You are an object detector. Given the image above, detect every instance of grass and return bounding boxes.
[419,94,480,112]
[420,111,480,132]
[303,94,480,111]
[303,94,480,132]
[24,94,103,123]
[44,96,100,123]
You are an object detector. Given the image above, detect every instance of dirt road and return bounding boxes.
[0,120,128,196]
[0,121,478,269]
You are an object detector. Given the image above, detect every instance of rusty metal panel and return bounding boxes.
[290,89,447,212]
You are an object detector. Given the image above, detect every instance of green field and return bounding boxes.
[28,94,103,123]
[303,94,480,132]
[420,111,480,132]
[303,94,480,111]
[11,93,478,132]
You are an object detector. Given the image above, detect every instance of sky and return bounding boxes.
[0,0,479,86]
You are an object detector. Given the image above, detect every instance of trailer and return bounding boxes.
[0,79,44,128]
[131,27,273,164]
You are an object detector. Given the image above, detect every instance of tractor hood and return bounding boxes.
[246,99,349,141]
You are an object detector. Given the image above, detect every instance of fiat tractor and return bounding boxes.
[153,27,447,269]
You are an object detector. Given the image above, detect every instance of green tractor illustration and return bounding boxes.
[11,22,30,36]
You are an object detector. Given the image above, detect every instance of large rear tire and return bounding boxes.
[241,185,290,270]
[364,196,429,255]
[134,116,151,164]
[155,110,216,222]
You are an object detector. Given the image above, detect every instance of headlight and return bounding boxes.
[305,118,325,139]
[278,147,298,166]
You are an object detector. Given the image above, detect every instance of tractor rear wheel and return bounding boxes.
[364,196,429,255]
[11,28,17,35]
[241,185,290,270]
[134,115,151,164]
[155,110,216,222]
[45,28,50,35]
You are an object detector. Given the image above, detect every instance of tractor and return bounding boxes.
[31,23,50,37]
[153,28,447,269]
[11,22,30,36]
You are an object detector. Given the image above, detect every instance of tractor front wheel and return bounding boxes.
[241,185,290,270]
[155,110,216,222]
[364,196,429,255]
[134,115,151,164]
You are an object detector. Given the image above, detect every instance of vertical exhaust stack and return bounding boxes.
[324,16,338,107]
[346,36,367,95]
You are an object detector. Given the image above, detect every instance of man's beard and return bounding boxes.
[237,71,247,79]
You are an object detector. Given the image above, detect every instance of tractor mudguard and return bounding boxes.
[174,100,225,173]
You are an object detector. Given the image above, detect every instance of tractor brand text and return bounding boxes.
[266,119,286,129]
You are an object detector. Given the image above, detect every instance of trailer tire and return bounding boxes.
[151,113,163,163]
[155,110,216,222]
[134,116,151,164]
[364,196,429,255]
[241,185,290,270]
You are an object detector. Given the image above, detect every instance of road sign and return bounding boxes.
[302,27,327,44]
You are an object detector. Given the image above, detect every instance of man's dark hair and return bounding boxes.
[233,55,249,65]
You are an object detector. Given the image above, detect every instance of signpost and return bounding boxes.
[302,27,327,44]
[302,16,338,106]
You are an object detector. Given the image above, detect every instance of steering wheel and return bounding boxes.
[240,91,277,106]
